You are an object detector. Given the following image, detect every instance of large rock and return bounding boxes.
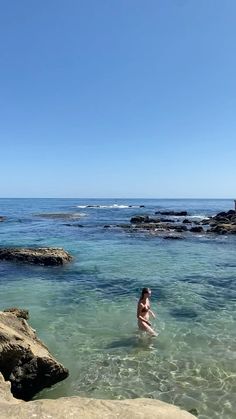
[208,210,236,234]
[0,247,72,266]
[0,309,69,400]
[0,373,196,419]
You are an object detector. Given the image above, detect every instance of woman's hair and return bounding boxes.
[140,287,150,299]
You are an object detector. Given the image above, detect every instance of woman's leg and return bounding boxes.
[138,320,157,336]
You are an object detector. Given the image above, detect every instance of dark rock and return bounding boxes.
[130,215,150,224]
[163,235,183,240]
[190,226,204,233]
[139,205,145,208]
[64,223,84,227]
[0,216,6,222]
[201,219,210,225]
[0,248,73,266]
[208,224,236,235]
[169,225,188,232]
[155,211,188,216]
[0,309,69,400]
[183,219,192,224]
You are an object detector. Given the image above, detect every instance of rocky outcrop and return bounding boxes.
[0,247,72,266]
[0,309,69,400]
[208,210,236,234]
[0,373,196,419]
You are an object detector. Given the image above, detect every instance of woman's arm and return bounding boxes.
[138,315,152,326]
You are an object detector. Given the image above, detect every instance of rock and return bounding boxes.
[183,219,192,224]
[163,235,183,240]
[0,373,196,418]
[155,211,188,216]
[0,247,72,266]
[168,225,188,232]
[189,226,204,233]
[208,224,236,235]
[201,219,210,225]
[139,205,145,208]
[130,215,150,224]
[64,223,84,227]
[3,308,29,320]
[0,216,6,222]
[0,310,69,401]
[207,210,236,234]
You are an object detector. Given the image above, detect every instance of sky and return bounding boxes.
[0,0,235,198]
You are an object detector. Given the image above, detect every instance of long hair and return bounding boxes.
[140,287,150,300]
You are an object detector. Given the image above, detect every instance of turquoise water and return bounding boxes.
[0,198,236,419]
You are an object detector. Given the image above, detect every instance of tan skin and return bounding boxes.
[137,289,157,336]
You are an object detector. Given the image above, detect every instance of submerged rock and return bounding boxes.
[0,309,69,401]
[35,213,83,220]
[0,216,6,222]
[0,247,73,266]
[0,372,196,419]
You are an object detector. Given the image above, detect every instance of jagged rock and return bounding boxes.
[0,373,196,419]
[0,247,72,266]
[207,210,236,234]
[0,310,69,401]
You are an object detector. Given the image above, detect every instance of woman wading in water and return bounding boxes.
[137,287,157,336]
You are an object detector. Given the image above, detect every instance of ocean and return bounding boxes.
[0,198,235,419]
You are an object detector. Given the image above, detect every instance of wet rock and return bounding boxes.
[0,248,73,266]
[64,223,84,227]
[155,211,188,216]
[183,219,192,224]
[163,235,183,240]
[189,226,204,233]
[208,224,236,235]
[130,215,151,224]
[0,216,6,222]
[0,309,69,400]
[207,210,236,234]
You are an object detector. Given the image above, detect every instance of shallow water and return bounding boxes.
[0,198,236,418]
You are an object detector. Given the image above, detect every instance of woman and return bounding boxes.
[137,287,157,336]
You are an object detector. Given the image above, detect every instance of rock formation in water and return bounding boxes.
[0,247,73,266]
[0,309,69,400]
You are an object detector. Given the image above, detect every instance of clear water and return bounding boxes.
[0,198,235,419]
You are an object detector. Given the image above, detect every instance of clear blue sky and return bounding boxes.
[0,0,235,198]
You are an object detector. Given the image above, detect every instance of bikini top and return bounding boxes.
[141,305,149,313]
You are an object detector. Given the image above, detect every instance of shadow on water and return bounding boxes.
[169,307,198,320]
[106,333,156,352]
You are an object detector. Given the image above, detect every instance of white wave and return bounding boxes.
[76,204,142,209]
